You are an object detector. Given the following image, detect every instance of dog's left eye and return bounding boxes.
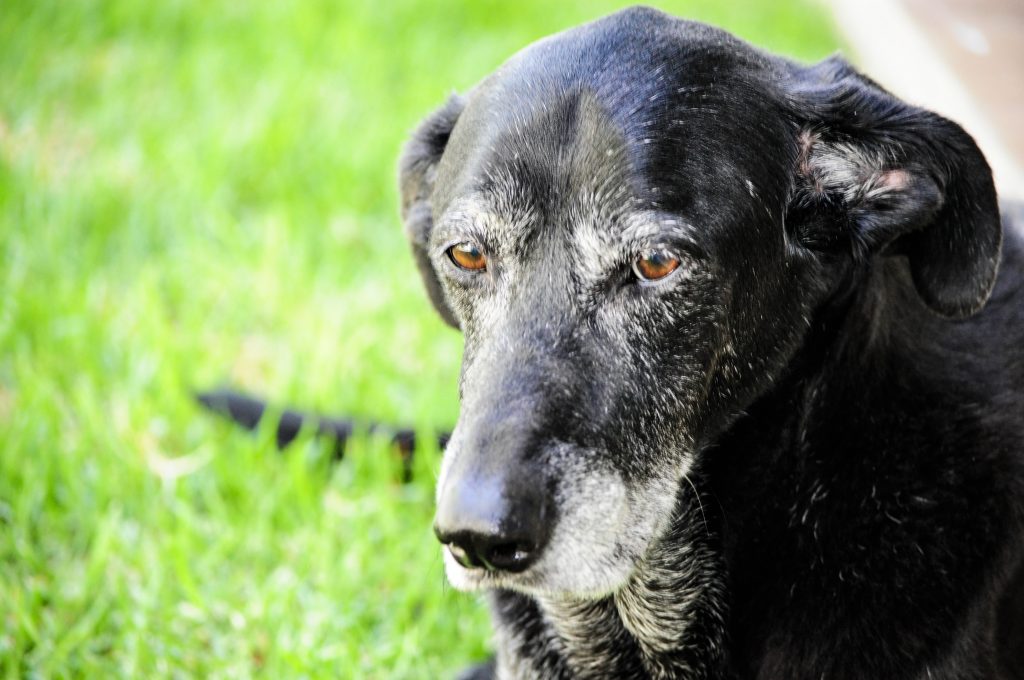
[632,248,680,282]
[447,242,488,271]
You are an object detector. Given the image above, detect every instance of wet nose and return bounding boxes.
[434,474,550,573]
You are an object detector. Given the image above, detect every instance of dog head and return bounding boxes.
[399,7,1001,597]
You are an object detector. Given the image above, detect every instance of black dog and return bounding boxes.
[203,7,1024,678]
[399,7,1024,678]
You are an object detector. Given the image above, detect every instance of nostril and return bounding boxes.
[447,541,478,569]
[437,530,540,573]
[484,541,535,573]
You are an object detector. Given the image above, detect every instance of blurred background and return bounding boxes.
[0,0,1018,677]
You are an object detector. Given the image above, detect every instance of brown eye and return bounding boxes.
[447,242,487,271]
[632,248,680,282]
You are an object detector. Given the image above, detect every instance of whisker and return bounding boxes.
[682,472,711,538]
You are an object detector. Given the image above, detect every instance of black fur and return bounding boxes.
[398,7,1024,679]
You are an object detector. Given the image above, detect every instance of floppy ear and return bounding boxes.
[788,56,1001,318]
[399,95,465,329]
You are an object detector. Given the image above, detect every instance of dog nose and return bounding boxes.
[434,474,550,573]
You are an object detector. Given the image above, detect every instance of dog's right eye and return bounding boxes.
[632,248,680,283]
[447,242,488,271]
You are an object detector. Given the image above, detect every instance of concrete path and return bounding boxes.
[829,0,1024,201]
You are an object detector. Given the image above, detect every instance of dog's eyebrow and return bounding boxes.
[620,213,705,255]
[434,197,537,253]
[433,201,498,242]
[572,211,707,280]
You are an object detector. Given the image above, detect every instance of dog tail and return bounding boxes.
[194,388,449,480]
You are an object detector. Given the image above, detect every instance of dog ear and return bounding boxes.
[399,95,465,329]
[788,56,1001,318]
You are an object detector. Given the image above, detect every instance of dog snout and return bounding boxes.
[434,471,550,573]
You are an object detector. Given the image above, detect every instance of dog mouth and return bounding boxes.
[440,535,644,599]
[442,545,615,597]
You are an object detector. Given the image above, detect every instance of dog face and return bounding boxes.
[400,7,1000,597]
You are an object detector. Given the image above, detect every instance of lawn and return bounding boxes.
[0,1,838,677]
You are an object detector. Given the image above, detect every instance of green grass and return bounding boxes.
[0,1,838,677]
